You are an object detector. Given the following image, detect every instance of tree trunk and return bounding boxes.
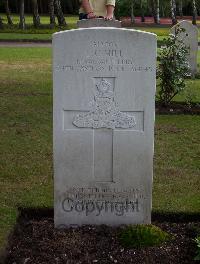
[19,0,25,29]
[150,0,157,24]
[140,0,145,22]
[39,0,43,14]
[179,0,183,18]
[161,5,164,17]
[170,0,177,25]
[131,0,135,24]
[54,0,67,26]
[4,0,13,25]
[192,0,197,25]
[32,0,40,28]
[49,0,56,27]
[156,0,160,24]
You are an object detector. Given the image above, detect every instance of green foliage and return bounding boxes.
[115,0,148,18]
[119,224,170,248]
[184,87,199,108]
[115,0,132,18]
[157,26,190,106]
[194,236,200,261]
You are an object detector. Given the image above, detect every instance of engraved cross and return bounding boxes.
[63,78,141,183]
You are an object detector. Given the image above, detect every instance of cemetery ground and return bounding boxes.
[0,43,199,263]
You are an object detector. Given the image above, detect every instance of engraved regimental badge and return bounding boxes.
[73,79,136,129]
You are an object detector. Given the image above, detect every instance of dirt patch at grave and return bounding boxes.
[3,209,200,264]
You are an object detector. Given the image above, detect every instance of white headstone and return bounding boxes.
[77,18,121,28]
[171,20,198,76]
[53,28,156,227]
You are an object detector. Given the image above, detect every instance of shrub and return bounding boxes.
[157,26,190,106]
[119,224,171,248]
[194,235,200,261]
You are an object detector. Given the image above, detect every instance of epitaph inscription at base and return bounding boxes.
[53,28,156,227]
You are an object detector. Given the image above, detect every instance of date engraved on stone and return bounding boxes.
[73,79,136,129]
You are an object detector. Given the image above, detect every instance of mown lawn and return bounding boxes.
[0,47,199,251]
[0,14,77,41]
[0,32,52,41]
[0,13,78,26]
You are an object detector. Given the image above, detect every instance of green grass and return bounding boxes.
[0,47,199,251]
[153,115,200,212]
[0,33,52,40]
[0,14,78,41]
[119,224,170,248]
[0,13,78,27]
[133,27,170,36]
[0,47,53,249]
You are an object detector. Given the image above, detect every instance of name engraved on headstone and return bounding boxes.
[55,40,154,73]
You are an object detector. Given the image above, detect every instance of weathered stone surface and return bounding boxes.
[77,18,121,28]
[171,20,198,76]
[53,28,156,227]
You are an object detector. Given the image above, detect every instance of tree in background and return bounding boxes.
[0,0,198,28]
[4,0,13,25]
[170,0,177,25]
[156,0,160,24]
[131,0,135,23]
[151,0,160,24]
[49,0,56,27]
[150,0,157,24]
[192,0,197,25]
[32,0,40,28]
[140,0,145,22]
[54,0,67,26]
[178,0,183,18]
[19,0,25,29]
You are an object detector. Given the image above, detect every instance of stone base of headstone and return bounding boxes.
[77,18,121,28]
